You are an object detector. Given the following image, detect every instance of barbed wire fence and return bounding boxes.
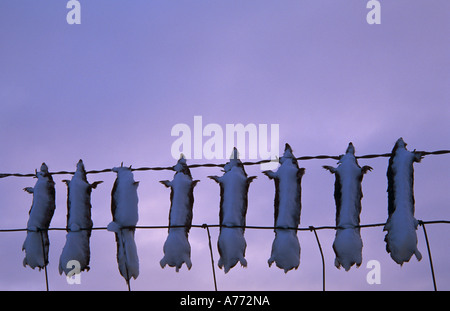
[0,149,449,291]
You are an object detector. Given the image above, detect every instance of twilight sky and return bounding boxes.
[0,0,449,291]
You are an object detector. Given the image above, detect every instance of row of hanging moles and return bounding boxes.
[21,137,423,283]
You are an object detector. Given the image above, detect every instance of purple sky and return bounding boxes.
[0,0,449,290]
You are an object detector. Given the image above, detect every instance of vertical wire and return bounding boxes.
[309,226,325,291]
[39,229,49,291]
[203,224,218,291]
[419,221,437,291]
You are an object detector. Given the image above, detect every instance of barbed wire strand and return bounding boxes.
[0,149,449,179]
[39,230,49,292]
[3,220,448,232]
[3,220,448,291]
